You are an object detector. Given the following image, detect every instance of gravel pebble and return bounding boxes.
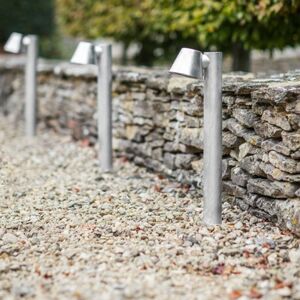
[0,120,299,299]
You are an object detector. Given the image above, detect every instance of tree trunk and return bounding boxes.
[135,41,156,66]
[232,43,251,72]
[121,42,129,65]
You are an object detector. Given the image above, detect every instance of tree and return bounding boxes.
[56,0,199,65]
[57,0,300,71]
[0,0,56,57]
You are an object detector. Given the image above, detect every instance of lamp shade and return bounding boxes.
[4,32,24,54]
[169,48,203,79]
[71,42,96,65]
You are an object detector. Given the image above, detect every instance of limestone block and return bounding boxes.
[261,110,291,131]
[291,150,300,160]
[254,122,282,138]
[222,95,236,111]
[222,131,241,148]
[261,139,290,156]
[134,101,153,117]
[145,131,164,142]
[132,117,154,126]
[180,101,203,117]
[285,100,300,114]
[235,96,252,106]
[238,142,262,161]
[232,108,259,128]
[163,129,175,141]
[247,178,298,198]
[226,118,249,137]
[178,128,203,149]
[255,196,278,216]
[125,125,151,142]
[287,114,300,130]
[150,140,165,148]
[239,155,265,176]
[163,153,176,170]
[259,162,300,182]
[226,118,262,146]
[191,160,203,173]
[153,102,171,113]
[282,131,300,151]
[134,142,152,157]
[183,115,202,128]
[268,151,300,174]
[231,167,250,187]
[175,154,198,169]
[167,76,196,94]
[146,77,169,91]
[252,86,298,105]
[243,193,259,206]
[252,103,271,116]
[152,148,163,161]
[223,181,246,198]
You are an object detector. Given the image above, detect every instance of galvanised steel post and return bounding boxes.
[96,44,113,172]
[24,35,38,137]
[71,42,113,172]
[203,52,222,225]
[169,48,223,224]
[4,33,38,137]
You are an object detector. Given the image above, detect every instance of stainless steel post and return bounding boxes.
[25,35,38,137]
[97,44,112,171]
[203,52,222,224]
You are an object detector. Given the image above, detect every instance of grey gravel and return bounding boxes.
[0,120,300,300]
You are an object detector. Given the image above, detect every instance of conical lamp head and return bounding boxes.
[71,42,96,65]
[169,48,203,79]
[4,32,24,54]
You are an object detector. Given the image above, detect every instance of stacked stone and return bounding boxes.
[113,73,206,186]
[224,80,300,227]
[0,58,299,234]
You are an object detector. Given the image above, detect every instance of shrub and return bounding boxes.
[57,0,300,70]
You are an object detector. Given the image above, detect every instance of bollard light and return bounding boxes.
[4,32,38,137]
[71,42,112,172]
[169,48,223,225]
[4,32,24,53]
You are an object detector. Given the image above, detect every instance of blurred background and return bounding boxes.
[0,0,300,73]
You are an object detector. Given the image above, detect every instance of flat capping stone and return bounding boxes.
[1,55,300,93]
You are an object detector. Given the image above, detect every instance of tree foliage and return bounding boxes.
[0,0,55,45]
[57,0,300,67]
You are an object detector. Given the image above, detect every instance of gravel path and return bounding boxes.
[0,121,300,300]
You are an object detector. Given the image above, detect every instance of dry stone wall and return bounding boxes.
[0,57,299,235]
